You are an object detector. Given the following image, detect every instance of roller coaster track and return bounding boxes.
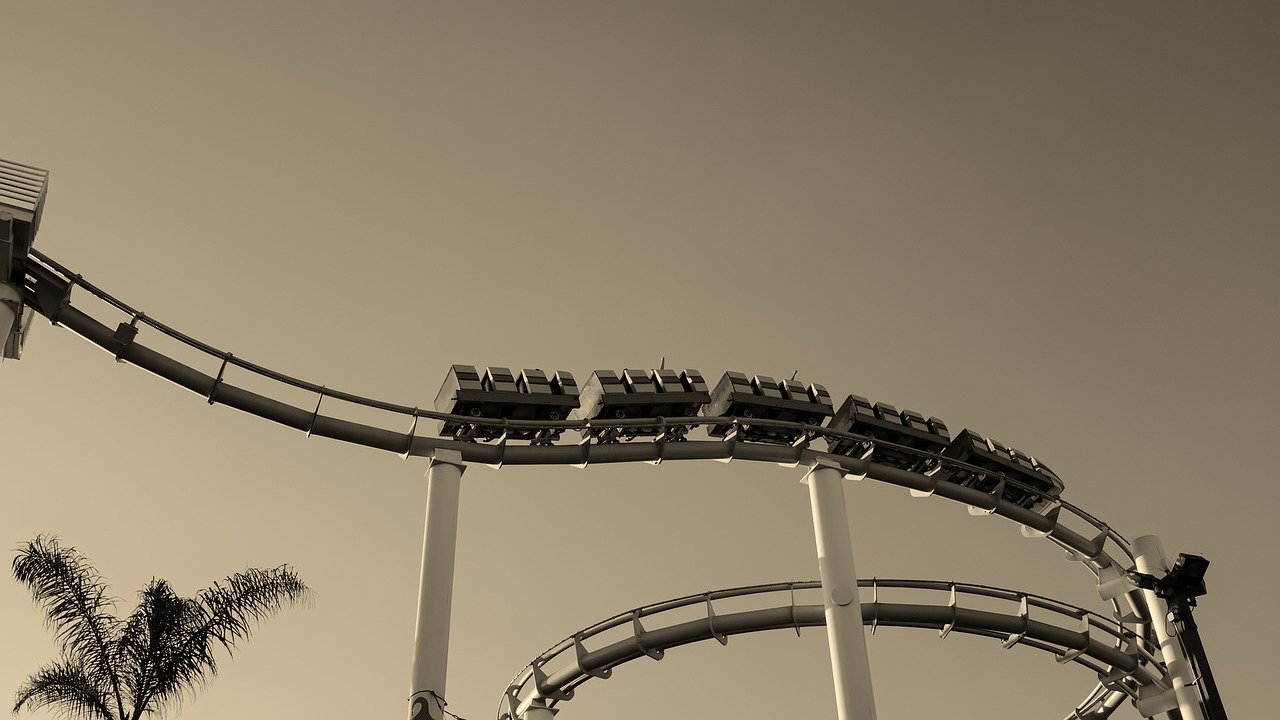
[16,249,1168,718]
[498,580,1168,720]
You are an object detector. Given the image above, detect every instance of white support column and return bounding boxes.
[409,452,466,720]
[804,460,877,720]
[1132,535,1206,720]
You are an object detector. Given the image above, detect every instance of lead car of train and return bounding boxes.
[435,365,1065,514]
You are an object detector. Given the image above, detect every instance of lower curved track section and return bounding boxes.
[15,251,1171,717]
[499,580,1167,720]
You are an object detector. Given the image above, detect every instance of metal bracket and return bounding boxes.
[112,313,143,362]
[940,584,958,639]
[571,433,591,469]
[1056,611,1090,663]
[1085,523,1111,559]
[207,353,232,404]
[1120,628,1158,679]
[486,425,509,469]
[648,420,667,465]
[306,387,325,438]
[869,578,879,635]
[706,595,728,645]
[715,420,739,462]
[573,633,611,679]
[1002,595,1029,648]
[400,409,419,458]
[632,611,664,660]
[502,685,522,720]
[46,273,80,326]
[1063,523,1110,563]
[1098,666,1142,702]
[573,630,611,676]
[531,658,573,702]
[789,584,802,637]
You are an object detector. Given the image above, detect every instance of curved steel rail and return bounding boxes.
[16,250,1161,717]
[497,580,1167,720]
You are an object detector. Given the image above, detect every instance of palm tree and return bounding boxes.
[12,535,310,720]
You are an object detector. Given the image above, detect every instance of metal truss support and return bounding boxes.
[1132,535,1206,720]
[804,460,878,720]
[409,452,467,720]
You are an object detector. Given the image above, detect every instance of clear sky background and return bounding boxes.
[2,2,1276,718]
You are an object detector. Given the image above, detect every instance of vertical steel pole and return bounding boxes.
[409,452,466,720]
[804,460,877,720]
[1132,535,1207,720]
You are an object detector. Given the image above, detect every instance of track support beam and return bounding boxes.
[409,452,466,720]
[804,460,878,720]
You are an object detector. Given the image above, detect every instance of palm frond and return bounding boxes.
[12,536,125,718]
[115,580,192,718]
[144,566,310,708]
[13,658,117,720]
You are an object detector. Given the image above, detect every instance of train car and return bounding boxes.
[825,394,950,472]
[433,365,579,441]
[940,428,1065,512]
[703,372,833,444]
[570,368,710,440]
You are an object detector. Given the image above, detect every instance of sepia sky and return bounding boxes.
[2,2,1276,718]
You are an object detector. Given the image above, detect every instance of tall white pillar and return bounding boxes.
[804,460,877,720]
[409,453,466,720]
[1132,535,1206,720]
